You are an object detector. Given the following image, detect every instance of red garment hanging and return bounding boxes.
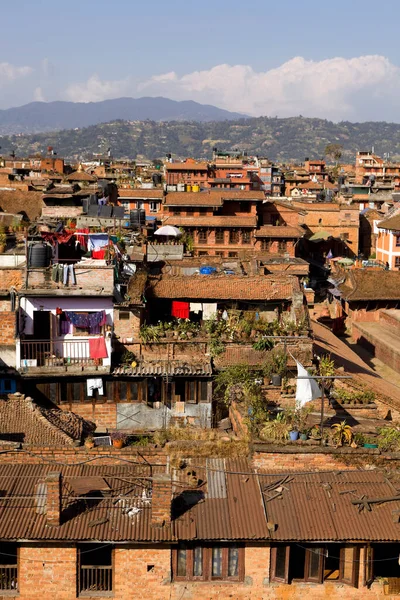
[171,301,190,319]
[92,248,106,259]
[89,337,108,359]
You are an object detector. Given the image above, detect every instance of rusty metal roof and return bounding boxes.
[2,463,398,544]
[113,360,212,377]
[172,459,269,541]
[0,459,268,543]
[260,471,400,542]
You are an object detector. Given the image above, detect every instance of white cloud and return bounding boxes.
[0,62,33,86]
[65,74,133,103]
[33,86,45,102]
[139,55,400,120]
[63,55,400,121]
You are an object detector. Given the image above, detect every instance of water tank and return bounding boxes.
[199,266,216,275]
[130,209,140,226]
[139,209,146,226]
[186,185,192,192]
[28,243,51,268]
[177,183,185,192]
[192,184,200,193]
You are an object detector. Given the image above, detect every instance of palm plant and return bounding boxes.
[331,421,353,447]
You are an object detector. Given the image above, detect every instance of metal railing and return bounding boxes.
[0,565,18,591]
[19,339,104,368]
[79,565,112,595]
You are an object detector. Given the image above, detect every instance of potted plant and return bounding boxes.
[331,421,353,447]
[318,354,335,390]
[300,430,308,441]
[259,412,290,443]
[310,425,322,440]
[289,427,299,441]
[263,348,287,386]
[110,431,127,449]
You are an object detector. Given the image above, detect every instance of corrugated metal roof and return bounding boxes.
[206,459,227,499]
[0,460,269,543]
[173,459,269,541]
[260,471,400,542]
[2,464,399,544]
[113,360,212,377]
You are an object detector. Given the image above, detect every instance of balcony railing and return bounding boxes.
[19,339,104,370]
[0,565,18,591]
[79,565,112,595]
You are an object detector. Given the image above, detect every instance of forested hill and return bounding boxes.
[1,116,399,162]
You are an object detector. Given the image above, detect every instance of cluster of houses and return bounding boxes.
[0,149,400,598]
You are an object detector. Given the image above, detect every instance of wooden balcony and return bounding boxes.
[0,564,18,591]
[18,339,110,375]
[79,565,112,596]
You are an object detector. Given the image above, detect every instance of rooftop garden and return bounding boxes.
[139,312,310,351]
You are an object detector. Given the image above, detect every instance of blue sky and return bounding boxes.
[1,0,400,120]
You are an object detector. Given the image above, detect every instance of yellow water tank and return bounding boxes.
[192,184,200,192]
[186,184,192,192]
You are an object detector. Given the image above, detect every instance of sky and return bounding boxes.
[1,0,400,121]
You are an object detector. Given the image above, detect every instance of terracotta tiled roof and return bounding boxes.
[0,190,43,221]
[255,225,303,238]
[118,188,164,199]
[126,271,148,305]
[338,270,400,301]
[162,215,257,228]
[298,181,323,190]
[166,162,208,170]
[0,394,95,446]
[65,170,97,182]
[165,191,223,207]
[147,274,297,300]
[377,213,400,231]
[219,191,265,200]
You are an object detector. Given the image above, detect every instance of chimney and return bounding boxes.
[151,473,172,527]
[45,472,62,527]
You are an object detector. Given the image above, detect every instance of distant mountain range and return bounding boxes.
[0,97,246,134]
[1,116,399,163]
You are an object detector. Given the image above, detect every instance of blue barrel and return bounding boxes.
[200,266,216,275]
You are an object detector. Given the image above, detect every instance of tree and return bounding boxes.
[324,143,343,164]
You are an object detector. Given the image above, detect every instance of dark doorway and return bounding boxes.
[33,311,51,340]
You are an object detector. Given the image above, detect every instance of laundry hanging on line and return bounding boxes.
[171,301,190,319]
[88,337,108,360]
[88,234,109,251]
[65,310,107,334]
[51,263,76,285]
[86,377,104,396]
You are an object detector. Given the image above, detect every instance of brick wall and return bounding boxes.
[0,267,23,291]
[0,446,167,465]
[0,311,16,344]
[41,206,83,218]
[26,265,114,294]
[253,449,363,471]
[60,401,117,431]
[7,543,387,599]
[113,308,141,342]
[18,545,76,600]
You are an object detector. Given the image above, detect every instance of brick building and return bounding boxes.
[376,211,400,269]
[304,158,328,181]
[0,459,397,599]
[356,151,400,189]
[165,159,209,188]
[118,188,164,219]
